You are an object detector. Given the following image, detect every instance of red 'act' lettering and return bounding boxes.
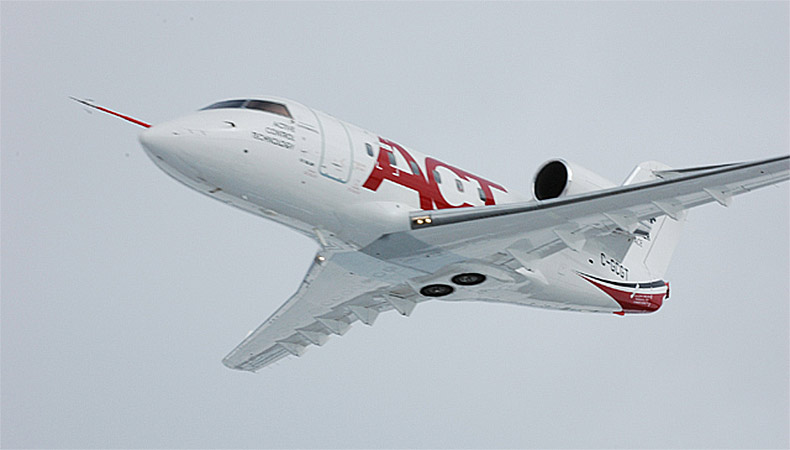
[362,138,434,210]
[362,137,507,210]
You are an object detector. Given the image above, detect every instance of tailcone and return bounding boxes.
[578,273,669,315]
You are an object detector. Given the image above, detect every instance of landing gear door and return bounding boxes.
[315,110,353,183]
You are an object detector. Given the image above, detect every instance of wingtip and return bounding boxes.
[222,354,260,373]
[221,358,247,372]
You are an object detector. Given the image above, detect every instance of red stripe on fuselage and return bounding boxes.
[578,273,667,314]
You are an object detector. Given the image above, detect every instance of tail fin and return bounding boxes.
[619,161,687,280]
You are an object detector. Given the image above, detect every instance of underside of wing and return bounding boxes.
[222,251,426,372]
[226,155,788,371]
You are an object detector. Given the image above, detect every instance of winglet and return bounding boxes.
[70,97,151,128]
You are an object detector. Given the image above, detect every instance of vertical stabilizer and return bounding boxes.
[620,161,687,280]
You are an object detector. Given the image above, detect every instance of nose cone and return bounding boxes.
[138,124,173,159]
[138,123,202,182]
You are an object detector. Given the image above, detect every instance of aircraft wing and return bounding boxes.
[225,155,787,371]
[363,155,789,266]
[222,251,426,371]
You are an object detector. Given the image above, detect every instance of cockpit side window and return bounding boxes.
[200,99,246,110]
[244,100,292,118]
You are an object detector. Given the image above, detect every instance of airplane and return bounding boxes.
[71,96,790,372]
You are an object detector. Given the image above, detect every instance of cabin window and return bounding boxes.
[455,179,464,192]
[409,161,421,176]
[387,151,397,166]
[366,143,374,157]
[432,169,442,184]
[478,187,487,202]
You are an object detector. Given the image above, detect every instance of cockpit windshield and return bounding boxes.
[200,99,292,119]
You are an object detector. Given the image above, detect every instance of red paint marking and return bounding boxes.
[362,137,507,210]
[362,138,434,210]
[425,157,507,208]
[71,97,151,128]
[424,157,474,209]
[579,274,667,314]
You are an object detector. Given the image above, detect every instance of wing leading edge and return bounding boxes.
[401,155,788,254]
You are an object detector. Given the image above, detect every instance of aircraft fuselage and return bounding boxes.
[140,98,526,249]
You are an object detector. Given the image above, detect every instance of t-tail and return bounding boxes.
[618,161,687,281]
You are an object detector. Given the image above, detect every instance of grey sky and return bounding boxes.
[2,2,788,448]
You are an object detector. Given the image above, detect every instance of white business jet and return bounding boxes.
[72,97,789,371]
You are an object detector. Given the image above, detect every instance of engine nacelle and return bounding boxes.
[532,159,616,200]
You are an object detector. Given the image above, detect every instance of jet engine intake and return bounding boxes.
[532,159,616,200]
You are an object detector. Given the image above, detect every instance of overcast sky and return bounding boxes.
[2,2,788,449]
